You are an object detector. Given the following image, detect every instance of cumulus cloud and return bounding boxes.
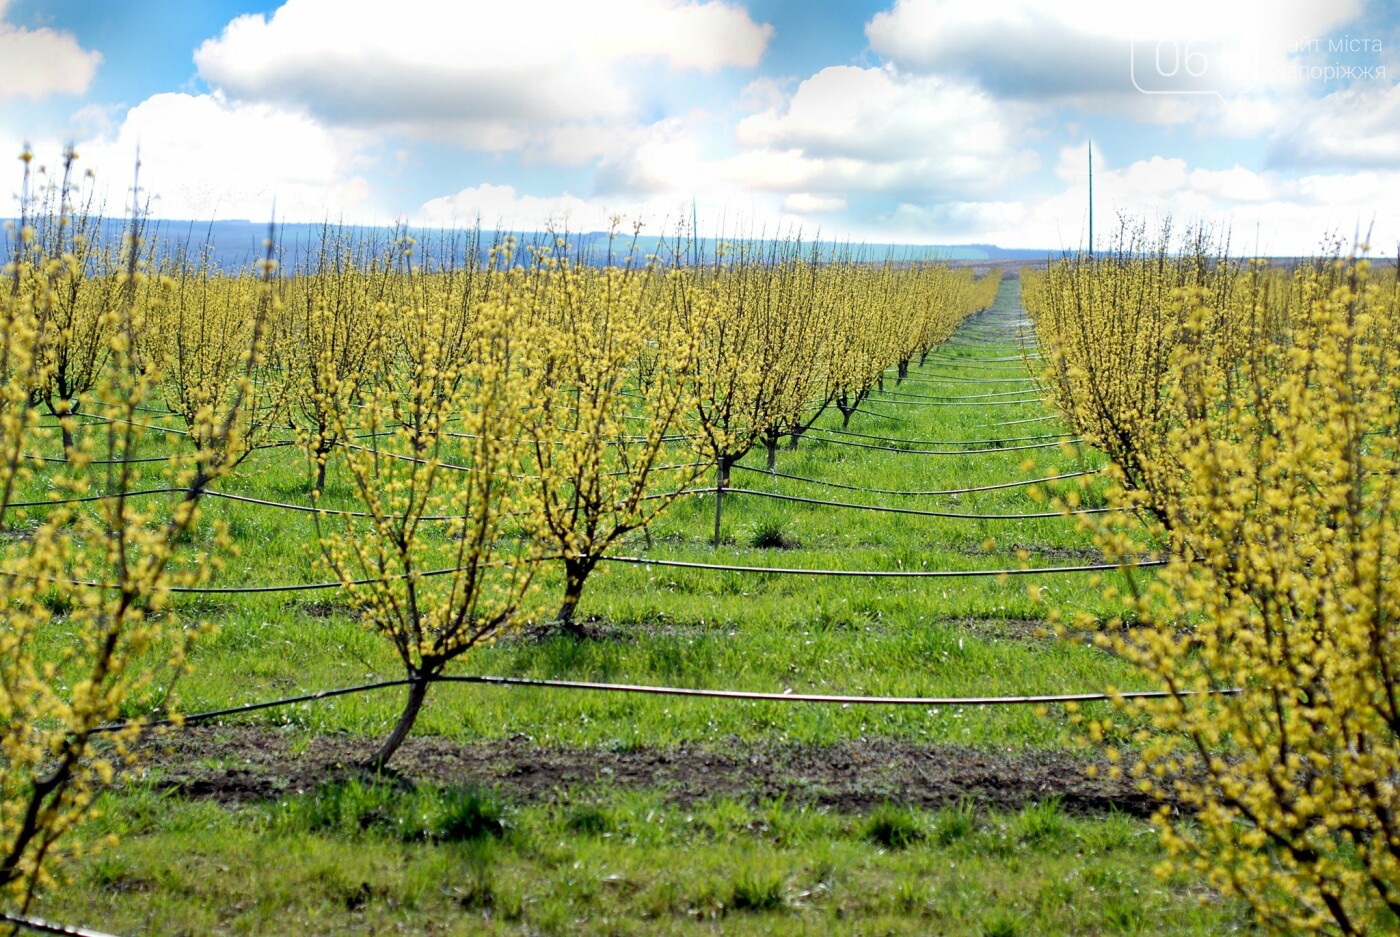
[195,0,771,144]
[730,65,1038,201]
[415,181,723,233]
[1187,166,1276,203]
[866,0,1365,113]
[417,183,601,230]
[945,145,1400,254]
[68,93,375,221]
[1270,82,1400,169]
[0,1,101,100]
[881,199,1029,241]
[414,174,842,239]
[783,193,847,214]
[590,118,718,198]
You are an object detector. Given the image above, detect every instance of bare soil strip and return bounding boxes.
[141,727,1163,818]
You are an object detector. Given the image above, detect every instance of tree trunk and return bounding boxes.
[712,456,732,547]
[765,437,778,470]
[365,673,431,772]
[787,429,802,451]
[897,359,909,384]
[314,442,332,493]
[557,557,594,639]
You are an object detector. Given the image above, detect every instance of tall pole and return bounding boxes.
[1087,140,1094,258]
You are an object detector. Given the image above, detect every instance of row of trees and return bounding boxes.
[2,153,999,899]
[1025,228,1400,934]
[2,150,271,908]
[291,233,997,767]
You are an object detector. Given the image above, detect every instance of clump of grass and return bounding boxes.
[1100,895,1148,934]
[427,785,506,842]
[281,779,506,842]
[289,778,393,835]
[932,799,978,846]
[728,864,787,911]
[981,906,1025,937]
[449,851,497,911]
[892,877,932,914]
[1081,808,1138,853]
[1010,798,1068,847]
[564,804,612,836]
[749,517,799,550]
[865,802,925,850]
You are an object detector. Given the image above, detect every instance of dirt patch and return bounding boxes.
[138,726,1163,818]
[297,600,354,620]
[960,542,1105,563]
[509,617,642,644]
[503,616,1061,645]
[944,618,1056,641]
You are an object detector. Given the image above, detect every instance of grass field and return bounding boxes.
[24,275,1256,935]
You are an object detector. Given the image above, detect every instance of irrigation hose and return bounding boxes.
[0,914,121,937]
[599,555,1163,578]
[809,426,1068,446]
[809,435,1082,455]
[730,466,1099,498]
[91,671,1237,737]
[711,487,1116,520]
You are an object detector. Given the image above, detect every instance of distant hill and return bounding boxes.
[4,217,1058,271]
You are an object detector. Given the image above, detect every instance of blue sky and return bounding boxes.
[3,0,1400,252]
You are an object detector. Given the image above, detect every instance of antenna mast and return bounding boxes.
[1087,140,1094,258]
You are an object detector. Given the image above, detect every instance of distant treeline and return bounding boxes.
[2,215,1053,272]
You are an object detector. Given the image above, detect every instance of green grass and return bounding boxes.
[19,277,1255,934]
[38,785,1246,936]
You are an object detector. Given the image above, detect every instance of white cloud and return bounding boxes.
[415,178,833,240]
[1187,166,1275,204]
[194,0,771,145]
[881,199,1029,241]
[417,183,595,230]
[866,0,1365,115]
[63,93,375,221]
[0,1,101,100]
[730,66,1038,200]
[783,193,847,214]
[739,77,791,113]
[956,145,1400,254]
[1270,82,1400,168]
[409,63,1039,239]
[416,181,704,233]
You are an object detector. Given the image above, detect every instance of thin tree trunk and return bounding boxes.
[765,437,778,470]
[314,441,332,492]
[712,456,732,547]
[557,557,593,639]
[787,429,802,451]
[364,674,430,771]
